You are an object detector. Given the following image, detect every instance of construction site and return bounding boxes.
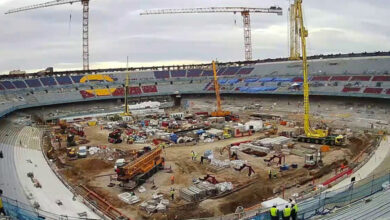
[1,0,390,220]
[38,59,384,219]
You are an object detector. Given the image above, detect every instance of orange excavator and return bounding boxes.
[116,146,164,189]
[210,61,239,121]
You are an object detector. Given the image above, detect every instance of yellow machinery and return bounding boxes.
[294,0,344,145]
[122,72,131,116]
[210,61,232,117]
[116,146,164,188]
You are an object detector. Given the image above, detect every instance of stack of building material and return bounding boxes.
[118,192,140,204]
[254,136,291,148]
[139,193,169,213]
[240,143,270,153]
[210,159,231,168]
[180,181,224,202]
[215,182,234,193]
[230,160,247,169]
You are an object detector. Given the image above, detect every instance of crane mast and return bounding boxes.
[295,0,327,139]
[140,7,282,61]
[5,0,90,70]
[210,61,231,117]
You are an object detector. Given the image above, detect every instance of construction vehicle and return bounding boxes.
[116,146,164,189]
[67,133,76,147]
[264,154,285,166]
[67,126,85,137]
[108,129,122,144]
[223,127,233,139]
[199,174,219,184]
[209,61,240,121]
[304,149,323,169]
[220,145,239,160]
[234,164,255,177]
[67,147,77,158]
[293,0,345,146]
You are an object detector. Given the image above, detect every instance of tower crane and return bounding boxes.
[294,0,344,146]
[140,7,283,61]
[5,0,91,70]
[288,1,301,60]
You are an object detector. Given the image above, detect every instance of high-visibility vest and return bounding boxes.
[191,152,195,157]
[283,207,291,217]
[270,207,278,217]
[170,190,174,196]
[0,197,3,208]
[293,204,298,212]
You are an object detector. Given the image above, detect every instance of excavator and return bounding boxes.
[220,145,239,160]
[108,129,123,144]
[210,61,239,122]
[293,0,344,146]
[116,146,164,189]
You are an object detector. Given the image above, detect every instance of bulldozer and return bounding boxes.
[108,129,123,144]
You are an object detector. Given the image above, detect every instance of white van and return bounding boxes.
[78,146,87,158]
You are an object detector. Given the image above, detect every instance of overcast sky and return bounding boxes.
[0,0,389,74]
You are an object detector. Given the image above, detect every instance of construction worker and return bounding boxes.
[268,169,272,179]
[194,152,198,161]
[0,189,6,216]
[283,205,291,220]
[191,150,195,160]
[291,202,298,220]
[269,204,279,220]
[170,188,175,201]
[170,175,175,185]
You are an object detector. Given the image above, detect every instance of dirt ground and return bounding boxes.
[47,96,381,219]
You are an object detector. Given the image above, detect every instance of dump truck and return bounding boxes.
[115,146,164,189]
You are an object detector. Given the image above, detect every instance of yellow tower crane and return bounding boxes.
[294,0,344,146]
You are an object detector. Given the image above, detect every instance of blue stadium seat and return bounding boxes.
[40,77,57,86]
[0,81,16,89]
[12,80,28,89]
[237,67,254,75]
[55,76,73,85]
[154,71,170,79]
[171,70,186,77]
[187,69,202,77]
[71,75,83,83]
[202,70,213,76]
[25,79,42,88]
[217,67,227,76]
[222,67,240,75]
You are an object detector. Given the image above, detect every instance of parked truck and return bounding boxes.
[115,146,164,189]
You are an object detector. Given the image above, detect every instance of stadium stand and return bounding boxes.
[112,88,125,96]
[202,70,213,77]
[364,87,383,94]
[1,81,16,89]
[292,77,303,82]
[237,67,254,75]
[351,75,371,81]
[141,85,157,93]
[25,79,42,88]
[342,87,361,93]
[56,76,73,85]
[372,76,390,81]
[80,90,95,98]
[71,75,84,83]
[187,69,202,77]
[222,67,241,75]
[171,70,186,77]
[217,67,227,76]
[40,77,57,86]
[330,76,351,81]
[129,87,142,95]
[12,80,28,89]
[92,88,114,96]
[312,76,331,81]
[154,71,170,79]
